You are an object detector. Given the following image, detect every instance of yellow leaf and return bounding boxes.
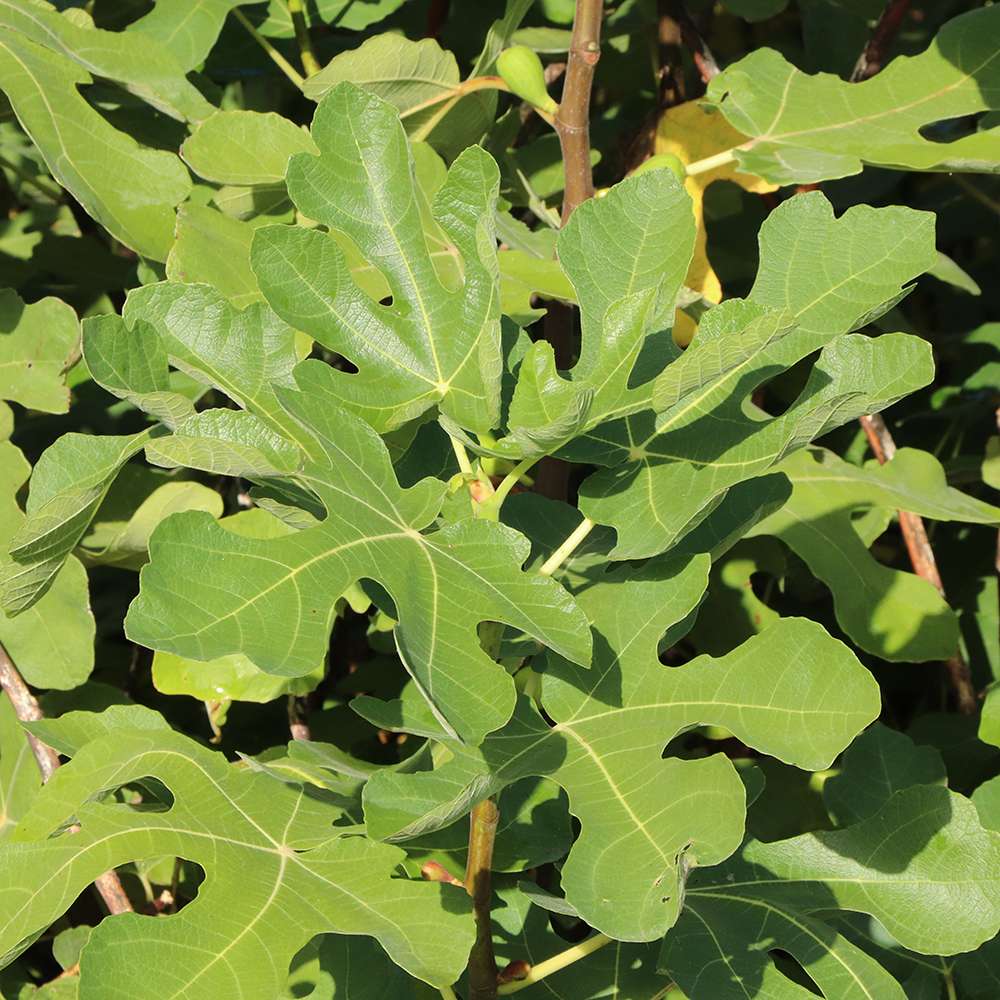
[654,101,777,344]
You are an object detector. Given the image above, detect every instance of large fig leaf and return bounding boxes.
[0,728,475,998]
[253,83,503,434]
[122,358,589,746]
[662,786,1000,998]
[574,193,938,558]
[363,555,879,940]
[477,168,696,458]
[707,5,1000,183]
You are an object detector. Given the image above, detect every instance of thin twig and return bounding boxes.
[426,0,451,39]
[535,0,604,501]
[465,797,500,1000]
[554,0,604,224]
[858,415,977,714]
[846,3,976,715]
[664,1,719,83]
[952,175,1000,217]
[287,695,311,741]
[850,0,911,82]
[0,642,134,913]
[287,0,321,77]
[0,646,58,780]
[233,9,305,90]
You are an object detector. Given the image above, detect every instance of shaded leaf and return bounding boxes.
[751,447,1000,661]
[823,723,947,826]
[79,477,223,570]
[663,786,1000,1000]
[0,289,79,414]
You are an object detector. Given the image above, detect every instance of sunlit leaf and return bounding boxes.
[0,727,476,996]
[364,555,878,939]
[254,83,503,434]
[708,6,1000,182]
[0,30,190,259]
[0,289,79,414]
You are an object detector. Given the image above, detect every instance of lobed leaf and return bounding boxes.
[253,83,503,433]
[750,447,1000,661]
[124,360,590,745]
[363,555,879,940]
[0,727,475,997]
[708,5,1000,183]
[573,192,938,558]
[664,786,1000,999]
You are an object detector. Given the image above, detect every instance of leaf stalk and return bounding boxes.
[286,0,321,77]
[233,9,305,90]
[539,516,595,576]
[496,933,613,994]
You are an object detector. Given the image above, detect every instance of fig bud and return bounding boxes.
[497,46,558,115]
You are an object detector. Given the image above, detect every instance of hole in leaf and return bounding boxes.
[767,950,823,996]
[918,114,982,144]
[91,1,154,30]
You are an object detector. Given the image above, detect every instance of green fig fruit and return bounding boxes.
[497,46,558,115]
[632,152,688,182]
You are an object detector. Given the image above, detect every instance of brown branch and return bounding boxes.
[555,0,604,224]
[287,694,311,741]
[850,0,911,82]
[846,5,975,715]
[465,797,500,999]
[0,642,134,913]
[535,1,604,502]
[858,415,977,715]
[426,0,451,39]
